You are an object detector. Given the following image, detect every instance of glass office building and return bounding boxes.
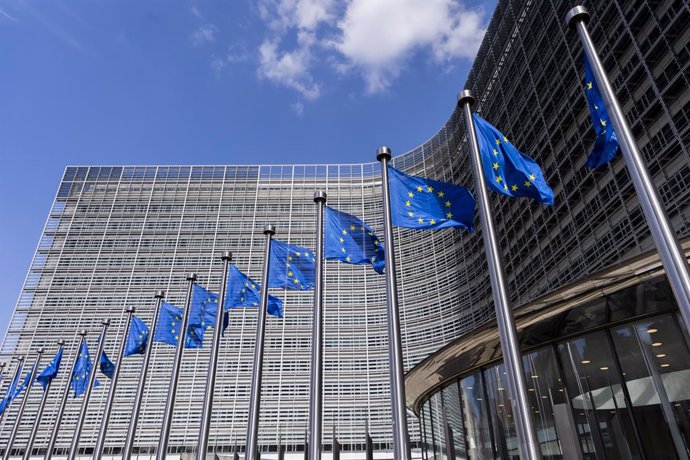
[1,0,689,458]
[405,0,690,459]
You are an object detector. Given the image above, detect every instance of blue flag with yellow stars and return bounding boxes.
[324,206,385,274]
[190,284,229,338]
[36,348,64,389]
[100,351,115,379]
[11,367,33,401]
[267,240,315,290]
[72,340,101,398]
[472,113,554,205]
[0,362,24,414]
[4,362,22,401]
[226,264,284,318]
[388,166,475,231]
[153,302,204,349]
[583,56,619,168]
[124,316,149,357]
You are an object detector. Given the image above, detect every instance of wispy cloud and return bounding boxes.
[18,2,97,56]
[258,38,321,99]
[291,101,305,115]
[255,0,335,100]
[0,7,17,21]
[190,23,218,46]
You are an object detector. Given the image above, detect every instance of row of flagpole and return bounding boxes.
[0,6,689,460]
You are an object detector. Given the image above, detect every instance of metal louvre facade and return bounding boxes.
[1,0,689,458]
[0,161,475,457]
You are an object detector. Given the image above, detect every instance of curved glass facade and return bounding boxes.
[418,277,690,459]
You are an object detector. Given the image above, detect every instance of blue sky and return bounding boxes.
[0,0,495,337]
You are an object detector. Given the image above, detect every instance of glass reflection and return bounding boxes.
[611,314,690,458]
[431,392,448,458]
[558,331,642,459]
[522,348,568,459]
[484,364,519,459]
[459,373,493,459]
[442,382,465,459]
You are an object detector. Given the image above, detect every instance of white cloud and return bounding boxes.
[258,39,321,99]
[333,0,485,93]
[254,0,486,97]
[255,0,334,100]
[190,24,218,46]
[259,0,335,31]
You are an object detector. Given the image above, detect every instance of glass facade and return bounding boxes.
[418,278,690,459]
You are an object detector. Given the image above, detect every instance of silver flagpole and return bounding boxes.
[46,332,86,460]
[566,5,690,332]
[197,251,233,460]
[245,224,275,460]
[67,319,110,460]
[123,290,165,460]
[4,349,43,460]
[332,427,340,460]
[94,307,136,459]
[25,341,65,460]
[458,91,542,460]
[376,147,412,460]
[0,357,24,426]
[157,273,197,460]
[308,191,327,460]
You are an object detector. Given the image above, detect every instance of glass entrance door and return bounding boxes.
[610,314,690,459]
[557,331,643,459]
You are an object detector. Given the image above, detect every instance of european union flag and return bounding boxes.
[72,340,100,398]
[190,284,229,339]
[583,56,619,168]
[11,367,33,400]
[4,363,22,401]
[100,351,115,379]
[0,363,23,415]
[388,167,475,231]
[473,113,554,205]
[153,302,204,349]
[36,348,64,389]
[226,265,283,318]
[124,316,149,357]
[268,240,316,290]
[324,206,385,274]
